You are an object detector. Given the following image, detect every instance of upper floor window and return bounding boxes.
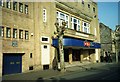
[0,26,4,37]
[19,3,23,13]
[71,17,80,31]
[25,4,28,14]
[19,30,23,39]
[25,31,29,40]
[13,28,17,38]
[6,27,11,38]
[56,11,69,28]
[6,0,11,9]
[88,4,90,8]
[93,7,95,13]
[43,8,47,22]
[13,1,17,11]
[41,36,49,43]
[0,0,4,7]
[82,22,90,33]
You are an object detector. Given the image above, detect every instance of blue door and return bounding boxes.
[3,53,22,75]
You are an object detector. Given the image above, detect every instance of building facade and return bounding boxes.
[0,0,101,76]
[99,23,113,55]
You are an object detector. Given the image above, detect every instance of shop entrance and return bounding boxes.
[72,49,80,61]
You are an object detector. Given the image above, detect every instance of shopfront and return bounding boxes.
[52,37,101,63]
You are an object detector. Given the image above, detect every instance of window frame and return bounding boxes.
[0,0,4,7]
[6,27,11,38]
[0,26,4,37]
[19,3,23,13]
[6,0,11,9]
[25,4,28,14]
[56,11,69,28]
[82,22,90,33]
[13,1,17,11]
[71,17,80,31]
[19,29,23,39]
[13,28,17,39]
[41,36,49,43]
[25,30,29,40]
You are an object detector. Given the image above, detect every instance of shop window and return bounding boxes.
[13,28,17,38]
[25,4,28,14]
[13,1,17,11]
[0,26,4,37]
[19,30,23,39]
[6,27,11,38]
[19,3,23,13]
[25,31,29,40]
[6,0,11,9]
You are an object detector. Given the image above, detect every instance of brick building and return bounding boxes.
[0,0,101,76]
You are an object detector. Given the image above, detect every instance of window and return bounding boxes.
[93,7,95,13]
[88,4,90,8]
[42,37,48,41]
[6,27,11,38]
[13,1,17,11]
[25,4,28,14]
[0,26,4,37]
[19,30,23,39]
[82,22,90,33]
[0,0,4,7]
[71,17,80,31]
[25,31,29,40]
[19,3,23,13]
[13,28,17,38]
[6,0,11,9]
[56,11,69,28]
[41,36,49,43]
[43,8,47,22]
[30,53,32,58]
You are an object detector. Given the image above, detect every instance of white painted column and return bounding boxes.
[95,49,99,62]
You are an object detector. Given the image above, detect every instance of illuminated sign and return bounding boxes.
[84,41,94,47]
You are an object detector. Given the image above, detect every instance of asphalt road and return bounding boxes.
[47,63,120,80]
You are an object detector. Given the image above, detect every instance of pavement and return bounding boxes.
[2,61,117,81]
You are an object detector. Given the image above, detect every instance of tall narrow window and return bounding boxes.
[6,27,11,38]
[71,17,80,31]
[56,11,69,28]
[19,3,23,13]
[25,31,29,40]
[0,26,4,37]
[13,28,17,38]
[93,7,95,13]
[19,30,23,39]
[82,22,90,33]
[43,8,47,22]
[0,0,4,7]
[25,4,28,14]
[13,1,17,11]
[6,0,11,9]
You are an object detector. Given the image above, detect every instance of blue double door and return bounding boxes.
[3,53,22,75]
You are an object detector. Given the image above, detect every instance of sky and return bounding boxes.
[97,1,119,31]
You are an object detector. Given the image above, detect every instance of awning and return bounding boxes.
[52,38,101,49]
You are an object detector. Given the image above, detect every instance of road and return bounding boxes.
[46,63,120,81]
